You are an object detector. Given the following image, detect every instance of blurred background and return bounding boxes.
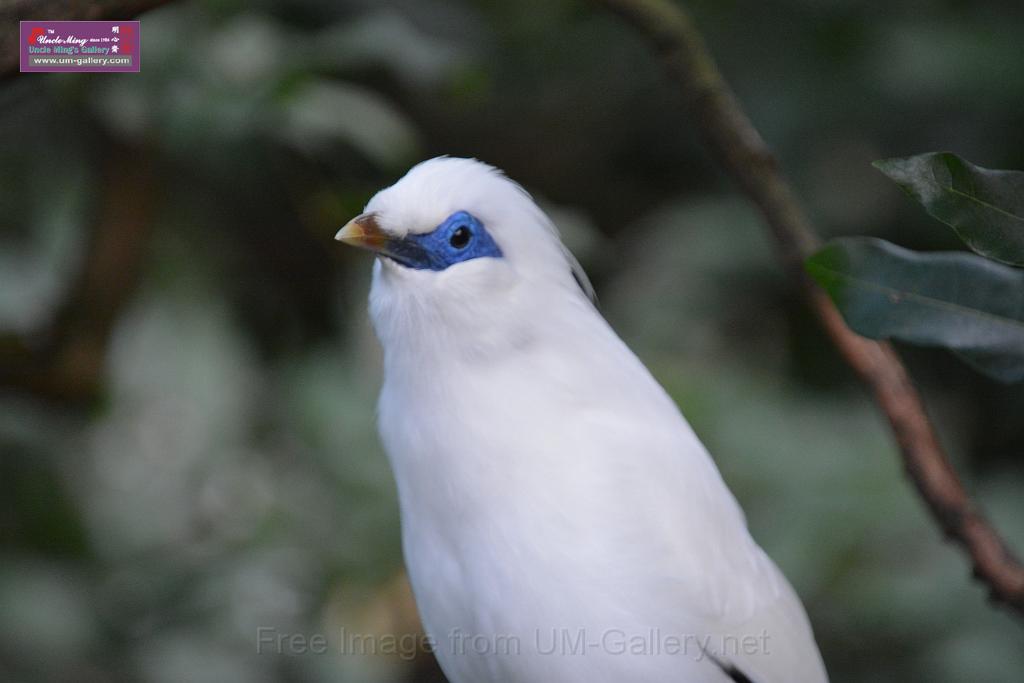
[2,0,1023,681]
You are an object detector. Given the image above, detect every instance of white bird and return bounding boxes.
[336,157,829,683]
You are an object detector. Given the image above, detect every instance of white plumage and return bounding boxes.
[336,157,829,683]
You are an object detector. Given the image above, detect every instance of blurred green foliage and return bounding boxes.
[1,1,1023,681]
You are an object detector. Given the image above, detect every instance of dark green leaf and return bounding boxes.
[806,237,1024,382]
[874,152,1024,266]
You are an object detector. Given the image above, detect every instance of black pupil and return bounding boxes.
[450,226,471,249]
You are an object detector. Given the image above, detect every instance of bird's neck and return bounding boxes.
[372,275,589,369]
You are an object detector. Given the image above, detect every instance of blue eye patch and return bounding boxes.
[381,211,503,271]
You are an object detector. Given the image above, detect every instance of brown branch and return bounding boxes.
[591,0,1024,618]
[0,139,156,401]
[1,0,174,78]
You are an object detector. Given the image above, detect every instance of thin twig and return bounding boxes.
[591,0,1024,618]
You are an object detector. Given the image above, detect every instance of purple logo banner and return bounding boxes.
[20,20,140,73]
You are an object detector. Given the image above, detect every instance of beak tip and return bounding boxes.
[336,212,386,250]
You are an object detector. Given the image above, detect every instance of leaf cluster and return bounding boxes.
[807,152,1024,382]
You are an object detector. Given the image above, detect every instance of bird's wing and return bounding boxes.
[581,408,829,683]
[701,548,830,683]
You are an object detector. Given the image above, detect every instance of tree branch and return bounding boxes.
[0,139,156,401]
[591,0,1024,618]
[1,0,173,78]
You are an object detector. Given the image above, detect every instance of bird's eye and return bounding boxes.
[449,226,472,249]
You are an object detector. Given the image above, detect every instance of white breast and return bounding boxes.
[374,289,827,683]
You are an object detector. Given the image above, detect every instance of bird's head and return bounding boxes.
[336,157,592,353]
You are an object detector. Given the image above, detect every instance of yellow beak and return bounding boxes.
[335,212,387,250]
